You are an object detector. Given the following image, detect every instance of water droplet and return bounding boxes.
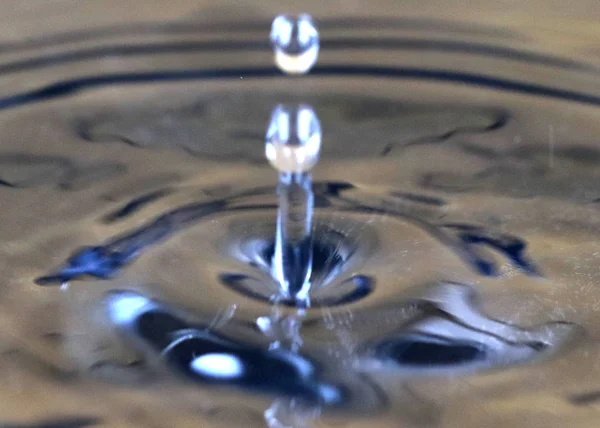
[257,316,275,335]
[270,14,319,74]
[266,104,321,174]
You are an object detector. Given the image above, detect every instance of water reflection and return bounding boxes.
[36,179,541,302]
[106,291,345,406]
[354,282,577,376]
[0,153,125,190]
[3,10,599,426]
[29,85,587,424]
[75,93,506,162]
[100,290,384,427]
[70,280,580,427]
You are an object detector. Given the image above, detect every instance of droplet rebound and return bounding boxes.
[266,104,322,304]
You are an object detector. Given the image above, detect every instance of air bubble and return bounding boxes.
[270,14,319,74]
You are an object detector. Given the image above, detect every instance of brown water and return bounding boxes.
[1,2,600,427]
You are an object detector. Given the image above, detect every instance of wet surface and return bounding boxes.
[1,1,600,427]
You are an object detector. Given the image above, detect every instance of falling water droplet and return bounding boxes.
[270,14,319,74]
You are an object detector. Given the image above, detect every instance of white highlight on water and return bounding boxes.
[106,292,155,325]
[190,353,244,379]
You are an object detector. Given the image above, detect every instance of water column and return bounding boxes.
[264,103,324,427]
[266,105,322,305]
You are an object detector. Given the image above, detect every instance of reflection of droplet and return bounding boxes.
[270,14,319,74]
[352,282,580,376]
